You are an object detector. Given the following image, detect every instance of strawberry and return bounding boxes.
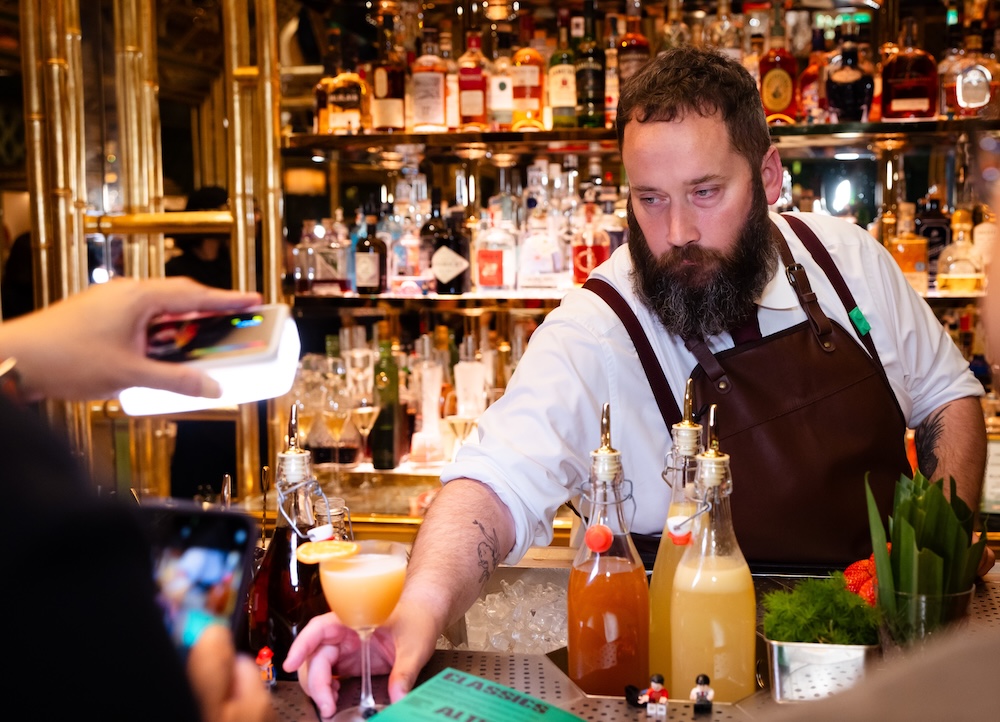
[868,541,891,567]
[858,576,877,607]
[843,558,874,594]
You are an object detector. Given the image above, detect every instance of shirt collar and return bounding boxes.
[756,250,799,310]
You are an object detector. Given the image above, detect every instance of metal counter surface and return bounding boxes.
[269,575,1000,721]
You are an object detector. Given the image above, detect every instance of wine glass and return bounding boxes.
[319,540,408,721]
[323,376,353,490]
[351,394,381,466]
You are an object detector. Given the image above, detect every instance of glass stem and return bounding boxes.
[358,629,376,715]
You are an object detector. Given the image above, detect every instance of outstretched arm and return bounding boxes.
[0,277,261,401]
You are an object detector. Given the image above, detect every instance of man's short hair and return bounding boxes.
[616,46,772,171]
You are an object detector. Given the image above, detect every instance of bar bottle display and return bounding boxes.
[648,379,702,688]
[370,11,407,132]
[568,403,649,697]
[880,16,938,120]
[670,405,756,703]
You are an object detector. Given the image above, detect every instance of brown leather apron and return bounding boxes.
[585,215,911,569]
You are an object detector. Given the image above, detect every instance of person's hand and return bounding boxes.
[0,277,261,401]
[187,625,276,722]
[284,603,440,720]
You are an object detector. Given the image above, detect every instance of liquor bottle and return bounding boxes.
[246,409,338,680]
[887,202,928,295]
[567,403,649,697]
[937,19,967,118]
[670,405,755,704]
[458,24,492,131]
[743,32,765,91]
[313,211,351,293]
[618,0,651,84]
[974,205,998,273]
[599,184,627,253]
[915,194,952,288]
[409,334,445,465]
[575,0,605,129]
[410,27,448,132]
[549,7,578,129]
[512,19,546,131]
[758,0,798,124]
[657,0,690,56]
[488,23,515,131]
[648,379,702,695]
[419,187,446,283]
[355,201,387,294]
[370,11,407,132]
[604,12,622,129]
[937,208,985,293]
[571,192,610,285]
[705,0,741,62]
[370,327,406,470]
[439,30,461,130]
[314,23,370,135]
[944,22,1000,119]
[880,17,938,120]
[798,27,829,124]
[825,22,874,122]
[431,208,471,295]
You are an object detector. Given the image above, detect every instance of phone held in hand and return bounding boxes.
[141,499,258,659]
[119,303,300,416]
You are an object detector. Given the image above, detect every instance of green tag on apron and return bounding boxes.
[849,306,871,336]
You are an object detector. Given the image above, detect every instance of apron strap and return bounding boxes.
[582,277,682,428]
[772,220,837,353]
[781,213,883,365]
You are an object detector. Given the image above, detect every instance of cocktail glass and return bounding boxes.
[319,540,408,721]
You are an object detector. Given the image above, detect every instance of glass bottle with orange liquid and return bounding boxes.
[648,379,702,690]
[888,202,928,295]
[670,404,756,704]
[245,406,344,680]
[567,402,649,697]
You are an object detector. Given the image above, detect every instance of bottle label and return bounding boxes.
[548,64,577,109]
[512,64,541,90]
[411,73,446,126]
[617,53,647,83]
[355,251,380,288]
[446,73,460,128]
[374,67,389,98]
[371,98,404,129]
[761,68,793,112]
[476,248,504,288]
[459,67,487,117]
[431,245,470,284]
[572,241,610,283]
[889,97,930,113]
[489,75,515,124]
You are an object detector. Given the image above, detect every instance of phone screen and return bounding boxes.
[142,502,257,657]
[145,309,274,363]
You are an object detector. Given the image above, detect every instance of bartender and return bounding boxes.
[284,47,992,718]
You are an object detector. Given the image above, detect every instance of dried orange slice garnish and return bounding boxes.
[295,540,360,564]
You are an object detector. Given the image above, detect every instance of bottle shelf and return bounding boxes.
[283,118,1000,158]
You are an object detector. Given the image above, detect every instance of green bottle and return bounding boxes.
[370,326,405,470]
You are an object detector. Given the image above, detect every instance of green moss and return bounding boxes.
[762,573,880,646]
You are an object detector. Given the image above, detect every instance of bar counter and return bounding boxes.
[266,568,1000,721]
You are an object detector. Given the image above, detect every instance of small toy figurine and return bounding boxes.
[256,646,276,689]
[638,673,668,718]
[690,674,714,715]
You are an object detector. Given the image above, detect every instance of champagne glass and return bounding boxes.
[319,540,408,721]
[351,393,381,466]
[323,377,353,490]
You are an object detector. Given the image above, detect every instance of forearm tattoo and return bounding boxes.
[473,519,501,584]
[914,409,944,479]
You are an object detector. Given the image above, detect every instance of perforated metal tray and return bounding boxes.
[269,578,1000,721]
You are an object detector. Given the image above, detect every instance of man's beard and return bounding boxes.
[628,179,777,340]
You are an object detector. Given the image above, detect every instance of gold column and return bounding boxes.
[20,0,94,470]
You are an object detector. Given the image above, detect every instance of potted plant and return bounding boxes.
[865,471,986,647]
[761,573,880,703]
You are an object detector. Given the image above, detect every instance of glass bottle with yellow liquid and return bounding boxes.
[567,403,649,697]
[888,201,928,295]
[648,379,702,690]
[670,405,756,704]
[937,208,985,294]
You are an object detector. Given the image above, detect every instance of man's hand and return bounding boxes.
[0,277,260,401]
[188,625,276,722]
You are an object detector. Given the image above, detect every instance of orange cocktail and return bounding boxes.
[320,543,407,630]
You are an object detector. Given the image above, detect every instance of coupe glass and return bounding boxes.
[320,540,408,721]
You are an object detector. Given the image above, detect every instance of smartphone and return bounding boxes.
[141,500,258,659]
[145,304,289,367]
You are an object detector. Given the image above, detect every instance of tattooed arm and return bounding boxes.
[283,479,516,717]
[913,396,987,512]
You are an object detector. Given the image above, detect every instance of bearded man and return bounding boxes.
[283,47,990,719]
